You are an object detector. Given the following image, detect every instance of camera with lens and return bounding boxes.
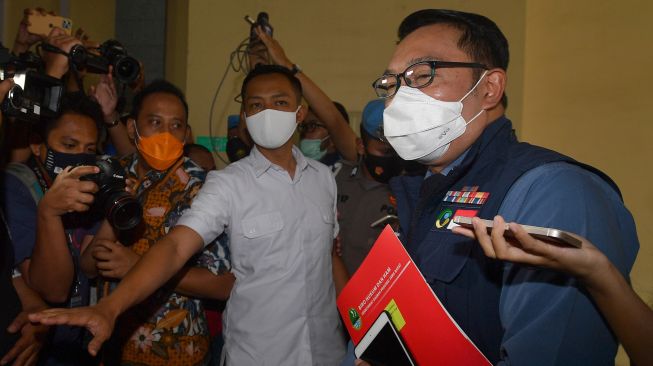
[99,40,140,84]
[0,43,64,123]
[68,39,140,84]
[79,157,142,231]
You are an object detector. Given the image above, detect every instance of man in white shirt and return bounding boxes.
[30,65,348,366]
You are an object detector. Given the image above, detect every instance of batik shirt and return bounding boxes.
[104,155,230,366]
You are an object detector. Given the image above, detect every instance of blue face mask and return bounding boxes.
[299,137,329,161]
[42,145,96,180]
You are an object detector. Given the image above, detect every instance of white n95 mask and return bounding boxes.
[245,107,299,149]
[383,71,487,163]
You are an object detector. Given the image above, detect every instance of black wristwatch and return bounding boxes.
[290,63,302,75]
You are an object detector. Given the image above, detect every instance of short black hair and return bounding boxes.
[131,79,189,120]
[398,9,509,107]
[37,91,103,141]
[240,64,303,104]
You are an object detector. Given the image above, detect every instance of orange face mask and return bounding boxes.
[134,124,184,171]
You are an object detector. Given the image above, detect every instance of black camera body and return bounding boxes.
[79,157,142,231]
[99,40,140,84]
[0,44,63,123]
[69,40,140,84]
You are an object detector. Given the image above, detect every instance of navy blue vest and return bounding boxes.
[389,117,618,363]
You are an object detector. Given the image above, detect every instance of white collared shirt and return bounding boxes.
[177,146,345,365]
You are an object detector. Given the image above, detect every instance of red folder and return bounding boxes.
[337,226,490,365]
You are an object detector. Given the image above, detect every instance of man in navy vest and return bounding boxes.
[374,9,639,365]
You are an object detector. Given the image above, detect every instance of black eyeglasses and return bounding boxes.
[372,60,488,98]
[298,121,327,133]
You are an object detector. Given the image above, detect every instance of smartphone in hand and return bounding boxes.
[453,216,582,248]
[27,13,72,36]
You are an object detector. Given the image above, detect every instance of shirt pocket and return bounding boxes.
[241,211,284,239]
[303,204,336,257]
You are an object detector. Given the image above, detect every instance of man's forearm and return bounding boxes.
[584,259,653,366]
[100,226,203,316]
[295,71,358,162]
[170,267,234,301]
[332,251,349,297]
[108,125,137,156]
[30,209,74,303]
[13,275,48,312]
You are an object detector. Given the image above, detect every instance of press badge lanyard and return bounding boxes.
[67,231,84,308]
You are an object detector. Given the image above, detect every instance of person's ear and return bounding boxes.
[482,68,506,110]
[126,118,136,141]
[296,104,307,124]
[184,125,193,144]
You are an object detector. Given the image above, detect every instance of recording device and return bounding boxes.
[452,216,582,248]
[354,311,416,366]
[98,40,141,84]
[67,40,140,83]
[246,12,273,44]
[27,13,73,36]
[0,44,63,123]
[79,157,142,231]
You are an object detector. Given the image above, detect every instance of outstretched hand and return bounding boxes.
[452,216,603,280]
[1,310,49,366]
[28,303,116,357]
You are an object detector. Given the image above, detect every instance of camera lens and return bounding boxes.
[106,192,142,231]
[69,45,87,68]
[114,56,140,84]
[6,85,24,110]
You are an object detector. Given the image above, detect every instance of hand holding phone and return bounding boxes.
[453,216,582,248]
[27,13,73,36]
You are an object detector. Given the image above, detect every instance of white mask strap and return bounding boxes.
[465,108,485,126]
[459,70,488,103]
[133,120,142,141]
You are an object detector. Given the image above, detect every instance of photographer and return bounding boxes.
[1,77,51,366]
[3,91,105,365]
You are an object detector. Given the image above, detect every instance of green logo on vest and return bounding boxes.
[435,208,454,229]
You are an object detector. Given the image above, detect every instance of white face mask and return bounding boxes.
[383,71,487,163]
[245,107,300,149]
